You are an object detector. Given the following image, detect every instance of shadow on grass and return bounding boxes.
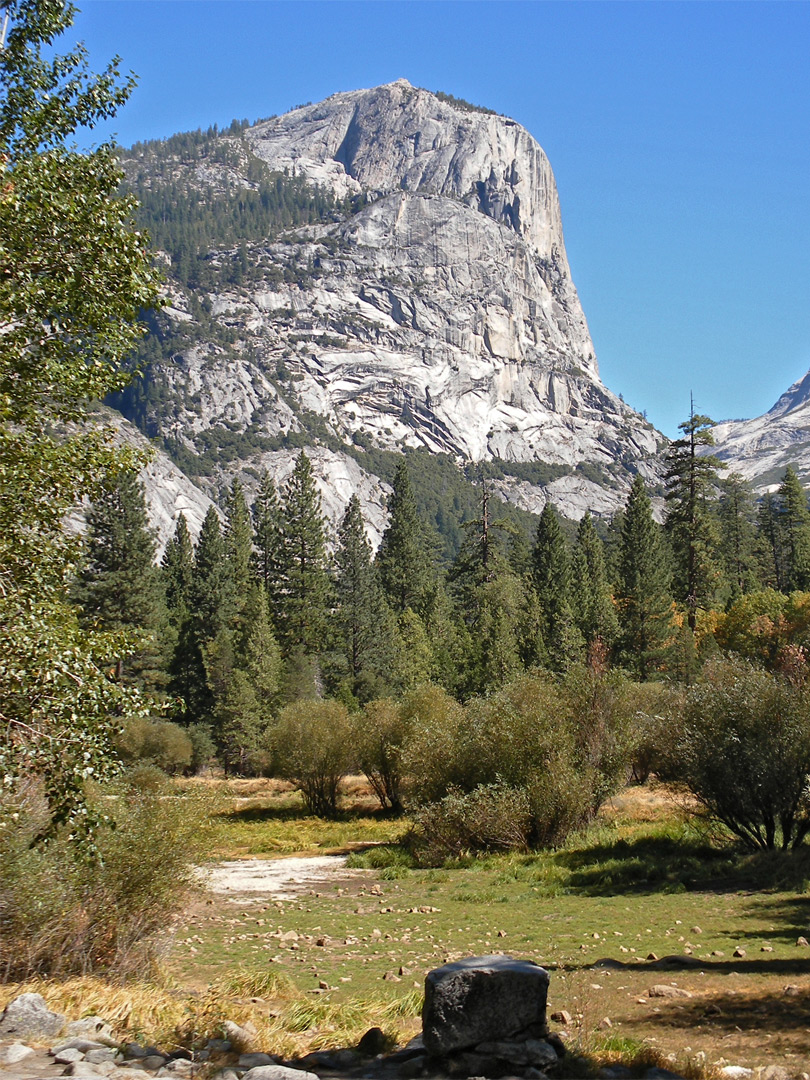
[645,983,810,1034]
[551,832,810,897]
[569,954,810,979]
[215,803,402,825]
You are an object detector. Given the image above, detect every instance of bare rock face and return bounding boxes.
[712,368,810,493]
[119,81,665,525]
[422,954,549,1056]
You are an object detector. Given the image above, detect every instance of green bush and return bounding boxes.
[401,669,638,856]
[117,716,193,774]
[408,782,532,866]
[0,773,205,980]
[351,698,411,812]
[665,657,810,850]
[271,699,353,817]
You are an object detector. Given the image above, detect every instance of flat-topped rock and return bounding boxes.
[422,954,550,1056]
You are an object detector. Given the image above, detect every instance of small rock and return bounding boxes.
[238,1053,277,1069]
[357,1027,388,1056]
[64,1017,117,1046]
[719,1068,752,1079]
[222,1019,256,1050]
[784,984,801,996]
[55,1048,86,1064]
[704,1003,722,1016]
[760,1068,792,1080]
[647,985,692,999]
[761,945,774,952]
[124,1044,150,1059]
[240,1068,320,1080]
[711,950,725,957]
[599,1068,633,1079]
[550,1010,572,1026]
[597,1017,612,1030]
[86,1048,117,1064]
[797,936,809,947]
[733,947,746,957]
[142,1055,168,1070]
[646,952,658,961]
[0,1042,35,1065]
[690,926,703,934]
[205,1038,232,1053]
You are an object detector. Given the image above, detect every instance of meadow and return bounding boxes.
[6,778,810,1076]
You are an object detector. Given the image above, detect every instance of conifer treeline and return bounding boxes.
[75,416,810,774]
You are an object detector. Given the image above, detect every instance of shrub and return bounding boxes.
[0,772,205,980]
[666,657,810,850]
[351,698,410,813]
[271,699,353,817]
[116,717,193,775]
[408,782,532,866]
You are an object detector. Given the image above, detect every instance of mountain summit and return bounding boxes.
[117,82,664,547]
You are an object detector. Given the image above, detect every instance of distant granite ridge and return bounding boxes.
[713,367,810,492]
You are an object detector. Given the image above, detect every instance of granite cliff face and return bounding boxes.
[712,369,810,492]
[119,81,664,542]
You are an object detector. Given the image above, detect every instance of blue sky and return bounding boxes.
[69,0,810,439]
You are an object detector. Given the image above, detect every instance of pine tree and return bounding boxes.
[376,459,434,615]
[571,513,619,649]
[334,495,394,703]
[532,502,583,669]
[616,475,673,679]
[73,467,165,686]
[757,492,784,591]
[161,512,194,622]
[664,406,725,628]
[717,473,761,600]
[277,452,333,655]
[777,466,810,592]
[224,477,254,623]
[450,482,530,691]
[252,470,283,615]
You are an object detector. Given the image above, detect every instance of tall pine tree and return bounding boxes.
[776,466,810,592]
[334,494,394,703]
[531,502,583,669]
[664,406,725,628]
[376,459,434,615]
[616,475,673,679]
[571,512,619,650]
[73,467,165,687]
[277,452,333,657]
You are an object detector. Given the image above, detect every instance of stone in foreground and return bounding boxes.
[0,994,65,1039]
[422,954,549,1056]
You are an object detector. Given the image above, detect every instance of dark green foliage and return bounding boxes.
[664,409,725,627]
[716,472,762,600]
[616,475,673,679]
[664,658,810,850]
[73,467,166,688]
[777,466,810,592]
[252,470,284,610]
[161,512,194,620]
[334,495,395,703]
[430,89,499,116]
[124,125,364,289]
[532,502,583,669]
[224,477,254,617]
[376,459,436,615]
[571,512,619,649]
[277,452,333,654]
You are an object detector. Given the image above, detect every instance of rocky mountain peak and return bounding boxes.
[248,80,577,315]
[118,82,665,544]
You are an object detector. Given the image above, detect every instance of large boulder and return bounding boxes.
[0,993,65,1040]
[422,954,549,1056]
